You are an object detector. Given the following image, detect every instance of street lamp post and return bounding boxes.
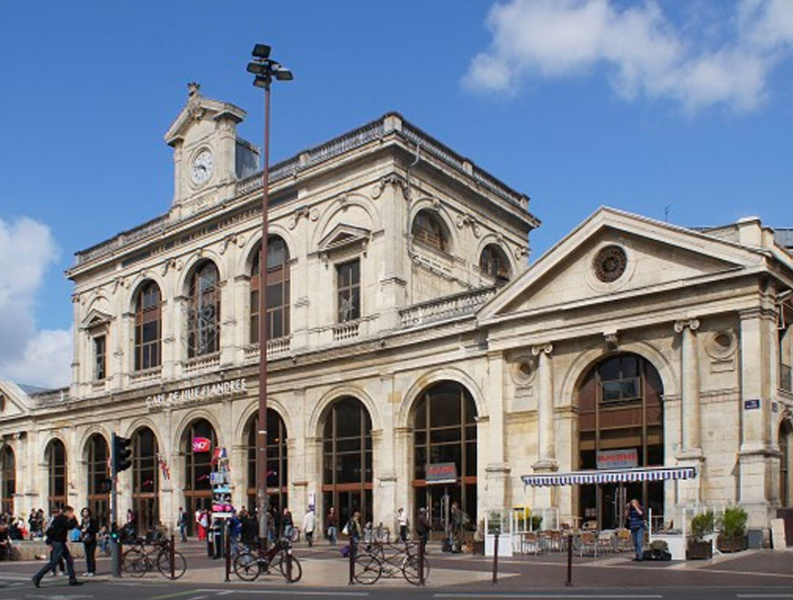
[247,43,293,550]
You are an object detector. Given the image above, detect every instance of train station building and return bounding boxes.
[1,85,792,543]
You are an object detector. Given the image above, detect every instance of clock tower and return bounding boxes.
[164,83,259,217]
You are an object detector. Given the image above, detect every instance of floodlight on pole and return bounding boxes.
[248,42,293,552]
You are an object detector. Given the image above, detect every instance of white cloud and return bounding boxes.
[0,216,72,388]
[464,0,793,114]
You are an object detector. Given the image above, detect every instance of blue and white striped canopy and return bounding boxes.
[522,466,696,488]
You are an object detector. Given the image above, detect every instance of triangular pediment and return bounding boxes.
[0,380,37,416]
[479,207,767,322]
[164,84,246,147]
[80,308,114,331]
[318,224,371,254]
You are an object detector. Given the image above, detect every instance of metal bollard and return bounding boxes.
[348,536,355,585]
[418,538,425,586]
[566,533,573,587]
[170,533,176,580]
[492,532,499,585]
[224,523,231,582]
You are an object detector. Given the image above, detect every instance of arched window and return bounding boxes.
[187,261,220,358]
[412,210,448,252]
[86,435,109,527]
[246,409,288,511]
[134,281,162,371]
[183,419,217,535]
[1,446,15,515]
[322,398,373,528]
[45,439,68,513]
[131,428,159,535]
[480,244,510,283]
[250,237,291,343]
[412,382,478,531]
[781,420,792,508]
[578,353,664,529]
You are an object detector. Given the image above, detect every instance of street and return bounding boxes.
[0,541,792,600]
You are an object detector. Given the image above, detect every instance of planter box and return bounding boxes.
[717,535,747,553]
[686,539,713,560]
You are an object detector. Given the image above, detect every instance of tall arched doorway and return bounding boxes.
[86,434,110,526]
[412,381,477,532]
[45,439,68,514]
[322,398,373,528]
[131,427,159,534]
[578,352,664,529]
[1,446,15,515]
[183,419,217,534]
[245,409,288,512]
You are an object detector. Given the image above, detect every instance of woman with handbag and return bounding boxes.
[79,507,98,576]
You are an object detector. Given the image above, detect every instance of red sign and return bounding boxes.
[192,437,211,453]
[596,448,638,470]
[426,462,457,484]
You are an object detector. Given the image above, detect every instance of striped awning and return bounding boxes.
[522,466,697,488]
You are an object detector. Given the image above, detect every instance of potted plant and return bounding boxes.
[717,506,748,553]
[687,510,714,560]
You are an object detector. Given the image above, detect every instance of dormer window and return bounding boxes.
[412,210,448,252]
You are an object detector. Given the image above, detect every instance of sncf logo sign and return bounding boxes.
[192,437,211,453]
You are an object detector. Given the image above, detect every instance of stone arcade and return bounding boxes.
[1,86,792,545]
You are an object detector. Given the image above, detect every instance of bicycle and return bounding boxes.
[353,539,430,585]
[122,538,186,580]
[233,538,302,583]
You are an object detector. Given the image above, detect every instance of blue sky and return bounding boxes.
[1,0,791,387]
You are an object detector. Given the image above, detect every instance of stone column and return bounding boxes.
[530,343,557,513]
[674,319,702,455]
[738,307,776,533]
[532,344,556,468]
[485,352,510,513]
[674,319,703,506]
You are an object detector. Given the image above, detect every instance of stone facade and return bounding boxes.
[1,87,792,542]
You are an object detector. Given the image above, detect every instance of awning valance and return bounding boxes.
[522,466,696,488]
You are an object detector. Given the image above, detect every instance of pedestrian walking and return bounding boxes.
[281,507,294,540]
[626,498,646,561]
[326,506,338,545]
[302,507,316,547]
[31,505,82,588]
[396,507,409,543]
[79,507,97,577]
[177,507,187,542]
[416,507,430,552]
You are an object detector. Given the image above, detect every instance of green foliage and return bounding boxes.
[531,515,543,531]
[718,506,748,539]
[690,510,715,541]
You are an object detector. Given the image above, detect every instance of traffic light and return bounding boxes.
[112,433,132,473]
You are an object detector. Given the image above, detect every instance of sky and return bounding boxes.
[0,0,791,388]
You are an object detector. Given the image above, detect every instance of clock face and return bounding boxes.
[190,148,214,185]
